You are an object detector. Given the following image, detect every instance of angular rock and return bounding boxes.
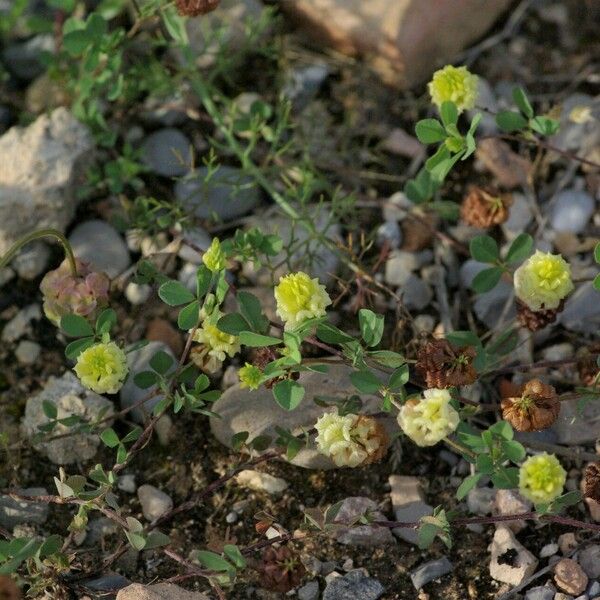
[467,487,495,516]
[279,0,511,87]
[140,128,192,177]
[12,241,50,280]
[0,108,93,254]
[410,557,453,590]
[322,569,384,600]
[210,365,396,469]
[560,282,600,333]
[494,489,532,533]
[524,585,556,600]
[1,304,42,343]
[554,558,588,596]
[0,487,49,529]
[120,342,176,423]
[489,526,538,586]
[137,485,173,522]
[69,220,131,278]
[175,165,260,222]
[235,470,288,495]
[116,583,210,599]
[332,497,394,547]
[15,340,41,365]
[578,545,600,579]
[388,475,432,545]
[550,190,595,234]
[298,580,320,600]
[22,373,114,465]
[552,393,600,444]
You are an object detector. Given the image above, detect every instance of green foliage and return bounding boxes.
[496,87,559,137]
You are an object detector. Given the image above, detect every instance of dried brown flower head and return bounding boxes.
[516,299,565,332]
[577,346,600,387]
[583,462,600,502]
[501,379,560,431]
[0,576,21,600]
[416,338,477,388]
[354,415,389,465]
[259,546,306,593]
[175,0,220,17]
[461,187,513,228]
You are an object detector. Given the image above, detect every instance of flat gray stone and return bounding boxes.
[578,545,600,579]
[69,220,130,278]
[140,128,192,177]
[0,487,49,529]
[525,585,556,600]
[0,109,93,254]
[410,557,453,589]
[2,35,54,80]
[550,190,595,234]
[333,497,394,547]
[323,570,384,600]
[298,580,320,600]
[22,372,114,465]
[175,165,260,221]
[120,342,175,423]
[560,282,600,333]
[552,395,600,444]
[209,365,396,469]
[388,475,432,545]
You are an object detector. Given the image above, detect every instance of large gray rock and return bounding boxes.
[69,220,131,278]
[120,341,176,423]
[2,34,54,80]
[388,475,432,545]
[209,365,395,469]
[322,570,384,600]
[0,487,49,529]
[0,108,93,254]
[489,526,538,586]
[137,484,173,521]
[550,190,595,234]
[552,395,600,444]
[175,165,261,221]
[140,128,192,177]
[22,372,114,465]
[560,282,600,333]
[332,497,394,547]
[410,557,453,590]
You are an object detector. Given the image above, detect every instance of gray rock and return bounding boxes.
[323,570,384,600]
[118,475,137,494]
[86,517,119,545]
[178,261,199,293]
[22,372,114,465]
[175,166,260,221]
[120,342,175,423]
[0,487,49,529]
[552,394,600,444]
[540,543,559,558]
[116,582,210,599]
[244,204,341,285]
[140,128,192,177]
[298,580,320,600]
[137,485,173,522]
[2,35,54,80]
[410,557,453,589]
[467,487,495,515]
[525,585,556,600]
[588,580,600,597]
[489,526,538,586]
[550,190,595,234]
[225,511,237,524]
[0,267,14,287]
[388,475,432,545]
[0,109,93,254]
[15,340,41,365]
[399,274,433,310]
[12,241,50,280]
[178,227,212,264]
[333,497,394,547]
[210,365,396,469]
[502,193,533,239]
[542,344,574,362]
[376,221,402,249]
[579,545,600,579]
[81,572,131,593]
[69,220,131,278]
[468,77,498,134]
[494,489,532,533]
[1,304,42,343]
[385,250,432,286]
[283,63,329,111]
[550,94,600,157]
[560,283,600,333]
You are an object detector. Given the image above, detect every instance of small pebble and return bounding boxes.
[125,282,152,305]
[540,543,559,559]
[15,340,41,365]
[118,475,137,494]
[225,511,238,524]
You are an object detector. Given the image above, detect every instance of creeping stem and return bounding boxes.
[0,228,78,277]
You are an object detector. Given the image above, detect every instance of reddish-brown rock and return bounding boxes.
[279,0,512,87]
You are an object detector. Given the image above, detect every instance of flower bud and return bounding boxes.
[202,237,226,273]
[238,363,262,390]
[501,379,560,432]
[274,271,331,330]
[518,452,566,505]
[40,259,110,326]
[74,341,129,394]
[397,388,460,447]
[428,65,478,112]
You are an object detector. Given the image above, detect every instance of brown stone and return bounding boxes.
[553,558,588,596]
[279,0,512,87]
[146,318,184,357]
[116,583,210,599]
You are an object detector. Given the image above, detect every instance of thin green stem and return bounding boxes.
[444,436,477,459]
[0,228,78,277]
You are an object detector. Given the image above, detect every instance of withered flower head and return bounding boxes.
[175,0,220,17]
[416,338,477,388]
[501,379,560,432]
[583,462,600,502]
[259,546,306,593]
[460,187,512,229]
[516,299,565,332]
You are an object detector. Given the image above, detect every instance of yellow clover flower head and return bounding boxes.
[238,363,262,390]
[428,65,479,112]
[193,312,241,363]
[519,452,566,505]
[397,388,460,447]
[514,250,574,311]
[74,341,128,394]
[202,238,226,273]
[274,271,331,330]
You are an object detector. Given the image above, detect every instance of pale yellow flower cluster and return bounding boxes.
[518,452,566,505]
[74,341,128,394]
[428,65,479,113]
